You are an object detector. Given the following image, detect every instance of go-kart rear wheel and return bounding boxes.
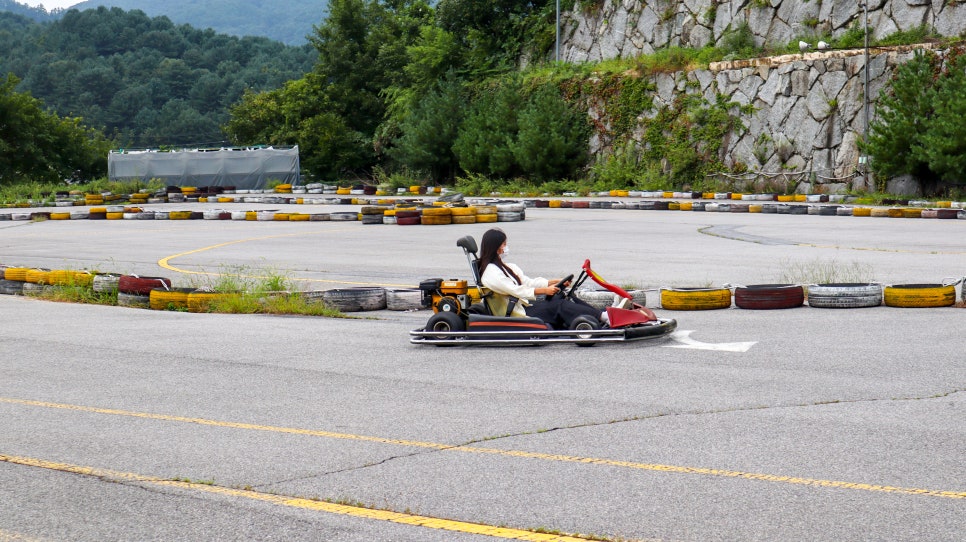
[426,311,465,343]
[569,315,599,347]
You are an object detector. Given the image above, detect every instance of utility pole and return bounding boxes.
[555,0,560,62]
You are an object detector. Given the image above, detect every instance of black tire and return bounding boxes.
[426,311,465,341]
[569,315,599,347]
[0,279,24,295]
[321,287,387,312]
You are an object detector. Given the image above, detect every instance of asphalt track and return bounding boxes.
[1,202,964,541]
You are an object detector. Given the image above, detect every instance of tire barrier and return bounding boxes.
[884,283,957,308]
[92,273,121,293]
[186,290,236,312]
[806,283,883,308]
[385,288,425,311]
[47,270,93,287]
[660,287,733,310]
[3,267,32,282]
[321,287,388,312]
[577,289,647,311]
[0,279,24,295]
[149,287,195,311]
[24,269,51,284]
[8,190,966,228]
[118,275,172,296]
[734,284,805,310]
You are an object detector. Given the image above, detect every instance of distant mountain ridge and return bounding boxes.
[1,0,328,44]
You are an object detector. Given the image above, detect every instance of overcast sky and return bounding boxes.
[21,1,82,10]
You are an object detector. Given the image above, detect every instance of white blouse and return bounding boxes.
[480,262,549,318]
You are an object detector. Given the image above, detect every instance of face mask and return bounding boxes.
[501,245,509,256]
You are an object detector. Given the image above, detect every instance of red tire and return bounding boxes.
[734,284,805,310]
[118,275,172,295]
[396,216,421,225]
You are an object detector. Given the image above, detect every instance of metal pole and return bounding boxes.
[555,0,560,63]
[863,2,870,143]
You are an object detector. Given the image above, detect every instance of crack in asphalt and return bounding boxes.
[267,387,964,487]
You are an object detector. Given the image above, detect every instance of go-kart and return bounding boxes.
[409,235,677,346]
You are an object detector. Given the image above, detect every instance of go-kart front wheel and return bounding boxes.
[569,315,599,347]
[425,311,465,343]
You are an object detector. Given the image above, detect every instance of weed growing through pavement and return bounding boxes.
[776,258,876,285]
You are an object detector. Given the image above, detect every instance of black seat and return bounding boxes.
[456,235,518,317]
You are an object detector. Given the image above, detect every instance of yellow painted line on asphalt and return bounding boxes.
[2,397,963,501]
[156,230,413,287]
[0,454,595,542]
[0,529,45,542]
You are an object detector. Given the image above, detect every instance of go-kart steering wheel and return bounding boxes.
[553,274,574,299]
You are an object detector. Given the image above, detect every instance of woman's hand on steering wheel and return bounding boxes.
[553,274,574,299]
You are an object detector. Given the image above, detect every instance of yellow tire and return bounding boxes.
[680,202,693,211]
[449,206,476,216]
[660,288,732,310]
[852,207,872,217]
[901,208,922,218]
[50,212,71,220]
[169,211,192,220]
[777,195,794,202]
[186,291,237,312]
[421,207,452,217]
[452,215,477,224]
[884,284,956,308]
[149,287,193,310]
[246,211,258,221]
[273,213,290,221]
[748,204,762,213]
[420,215,453,225]
[887,208,903,218]
[89,207,107,214]
[4,267,32,281]
[668,202,680,210]
[473,205,497,214]
[289,213,310,222]
[476,213,498,223]
[25,269,51,284]
[549,200,563,208]
[106,212,124,220]
[47,270,93,287]
[793,194,807,202]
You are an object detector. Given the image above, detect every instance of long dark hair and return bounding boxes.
[479,228,521,285]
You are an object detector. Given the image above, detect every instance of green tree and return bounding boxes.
[0,74,110,184]
[511,85,589,181]
[435,0,553,74]
[916,53,966,190]
[863,50,939,186]
[389,77,464,182]
[453,79,523,177]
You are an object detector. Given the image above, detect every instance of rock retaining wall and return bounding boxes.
[562,0,966,62]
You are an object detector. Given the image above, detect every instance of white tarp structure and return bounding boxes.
[108,146,300,189]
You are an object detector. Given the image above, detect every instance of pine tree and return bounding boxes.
[511,85,589,182]
[863,50,939,183]
[919,52,966,188]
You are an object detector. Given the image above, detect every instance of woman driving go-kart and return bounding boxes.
[409,228,677,347]
[478,228,602,329]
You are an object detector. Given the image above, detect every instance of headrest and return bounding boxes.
[456,235,478,254]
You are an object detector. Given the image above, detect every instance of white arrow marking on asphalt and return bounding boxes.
[663,330,756,352]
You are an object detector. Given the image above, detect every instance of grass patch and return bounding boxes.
[18,265,346,318]
[193,266,345,317]
[777,258,876,285]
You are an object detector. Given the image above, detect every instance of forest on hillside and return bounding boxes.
[0,6,316,147]
[0,0,328,44]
